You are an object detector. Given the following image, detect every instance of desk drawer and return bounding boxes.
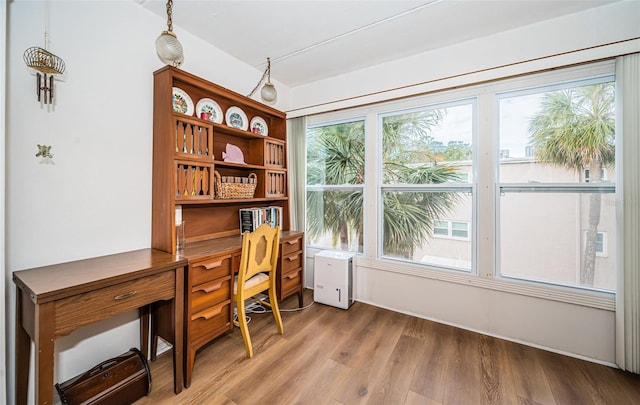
[191,255,232,286]
[281,235,303,256]
[189,301,231,342]
[190,277,231,314]
[281,268,303,295]
[281,251,303,273]
[55,271,175,336]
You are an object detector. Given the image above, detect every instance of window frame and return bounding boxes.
[305,117,366,253]
[304,59,617,305]
[494,74,616,292]
[377,98,477,273]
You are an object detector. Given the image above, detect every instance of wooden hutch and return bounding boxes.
[151,66,304,387]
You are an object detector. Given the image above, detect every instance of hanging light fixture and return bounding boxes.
[248,57,277,103]
[155,0,183,67]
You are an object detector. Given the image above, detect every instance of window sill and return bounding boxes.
[356,257,615,311]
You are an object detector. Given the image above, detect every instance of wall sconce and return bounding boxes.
[247,57,277,103]
[155,0,184,67]
[23,45,66,104]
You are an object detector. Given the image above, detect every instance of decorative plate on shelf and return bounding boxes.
[172,87,194,116]
[196,98,223,123]
[225,106,248,131]
[249,116,268,136]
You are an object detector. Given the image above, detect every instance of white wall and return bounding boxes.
[297,1,639,368]
[289,1,640,116]
[4,1,289,403]
[1,1,7,404]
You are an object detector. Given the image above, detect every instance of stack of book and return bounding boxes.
[239,206,284,233]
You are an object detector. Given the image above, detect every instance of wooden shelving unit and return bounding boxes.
[151,66,304,388]
[152,66,290,251]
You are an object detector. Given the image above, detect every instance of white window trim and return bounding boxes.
[377,98,478,273]
[305,60,618,308]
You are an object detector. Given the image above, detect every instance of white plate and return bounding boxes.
[249,116,268,136]
[172,87,194,116]
[225,106,248,131]
[196,98,223,124]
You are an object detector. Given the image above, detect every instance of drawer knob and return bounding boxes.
[113,291,137,300]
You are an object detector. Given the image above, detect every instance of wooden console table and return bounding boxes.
[13,248,187,405]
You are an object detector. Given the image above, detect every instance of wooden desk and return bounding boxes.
[13,249,187,405]
[161,231,304,388]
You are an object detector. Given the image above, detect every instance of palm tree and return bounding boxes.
[307,121,364,251]
[307,111,463,258]
[528,83,615,286]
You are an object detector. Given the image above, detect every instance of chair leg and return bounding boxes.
[236,298,253,358]
[269,286,284,335]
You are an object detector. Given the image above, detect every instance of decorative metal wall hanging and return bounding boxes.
[36,144,53,159]
[23,45,66,104]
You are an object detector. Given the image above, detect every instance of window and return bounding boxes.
[525,145,535,158]
[583,231,607,257]
[452,221,469,238]
[306,119,364,253]
[434,220,448,236]
[497,77,616,291]
[596,232,606,256]
[304,61,618,296]
[380,101,474,271]
[433,220,470,240]
[584,168,606,183]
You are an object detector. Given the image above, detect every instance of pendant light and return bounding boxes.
[155,0,183,67]
[248,57,277,103]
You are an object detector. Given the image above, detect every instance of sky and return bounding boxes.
[428,95,543,159]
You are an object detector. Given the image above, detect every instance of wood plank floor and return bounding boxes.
[135,290,640,405]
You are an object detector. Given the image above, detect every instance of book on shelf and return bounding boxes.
[239,206,284,233]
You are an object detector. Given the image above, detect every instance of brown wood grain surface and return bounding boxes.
[134,289,640,405]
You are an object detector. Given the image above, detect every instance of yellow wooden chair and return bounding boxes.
[233,223,284,358]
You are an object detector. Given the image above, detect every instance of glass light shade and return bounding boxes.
[155,31,184,66]
[260,82,277,102]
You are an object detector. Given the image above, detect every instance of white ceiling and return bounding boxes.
[139,0,618,87]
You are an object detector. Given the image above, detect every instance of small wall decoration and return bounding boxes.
[23,2,66,104]
[24,46,66,104]
[36,144,53,159]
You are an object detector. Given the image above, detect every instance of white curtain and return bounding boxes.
[287,116,307,232]
[615,52,640,373]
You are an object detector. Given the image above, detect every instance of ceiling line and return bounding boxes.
[262,0,442,68]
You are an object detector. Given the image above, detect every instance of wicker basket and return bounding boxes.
[214,171,257,199]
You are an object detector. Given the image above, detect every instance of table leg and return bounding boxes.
[34,302,55,405]
[140,305,150,359]
[173,265,184,394]
[15,288,30,405]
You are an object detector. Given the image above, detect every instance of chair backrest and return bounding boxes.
[238,223,281,285]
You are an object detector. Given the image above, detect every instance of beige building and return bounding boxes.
[417,158,616,291]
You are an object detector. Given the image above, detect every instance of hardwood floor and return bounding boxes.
[136,290,640,405]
